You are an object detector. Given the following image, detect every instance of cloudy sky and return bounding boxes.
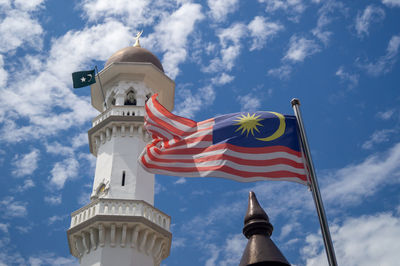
[1,0,400,265]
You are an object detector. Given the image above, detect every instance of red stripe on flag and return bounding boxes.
[146,146,305,168]
[151,94,197,128]
[141,156,308,182]
[146,104,188,136]
[151,142,302,157]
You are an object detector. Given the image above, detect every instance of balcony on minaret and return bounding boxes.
[92,105,144,127]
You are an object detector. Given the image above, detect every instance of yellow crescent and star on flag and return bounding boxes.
[233,112,286,141]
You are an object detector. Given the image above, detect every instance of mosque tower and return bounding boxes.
[67,34,175,266]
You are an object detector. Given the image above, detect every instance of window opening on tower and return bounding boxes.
[122,171,126,186]
[125,90,137,105]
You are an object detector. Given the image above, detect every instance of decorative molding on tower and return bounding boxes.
[88,115,148,156]
[91,63,174,112]
[67,198,171,266]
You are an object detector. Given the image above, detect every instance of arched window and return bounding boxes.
[124,90,137,105]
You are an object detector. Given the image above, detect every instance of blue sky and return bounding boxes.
[1,0,400,265]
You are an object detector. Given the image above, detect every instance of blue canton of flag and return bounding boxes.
[213,112,301,151]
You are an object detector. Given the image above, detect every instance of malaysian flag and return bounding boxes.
[139,94,308,184]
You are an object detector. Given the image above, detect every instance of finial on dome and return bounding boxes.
[133,30,143,47]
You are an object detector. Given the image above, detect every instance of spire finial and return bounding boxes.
[239,191,291,266]
[243,191,273,238]
[133,30,143,47]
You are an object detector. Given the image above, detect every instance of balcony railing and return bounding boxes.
[92,106,144,127]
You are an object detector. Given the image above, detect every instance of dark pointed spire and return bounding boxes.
[239,191,291,266]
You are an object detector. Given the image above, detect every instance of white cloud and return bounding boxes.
[335,66,359,89]
[268,64,293,79]
[0,197,27,218]
[201,234,247,266]
[203,23,247,73]
[361,129,396,149]
[0,55,7,87]
[15,225,32,234]
[0,0,11,9]
[29,253,78,266]
[144,3,204,79]
[78,152,96,170]
[0,250,25,266]
[175,86,216,119]
[0,224,8,234]
[312,1,345,45]
[284,35,320,62]
[258,0,306,22]
[207,0,239,22]
[13,179,35,193]
[174,178,187,185]
[48,215,68,225]
[45,142,74,156]
[217,234,247,266]
[248,16,284,51]
[205,244,220,266]
[303,212,400,266]
[45,134,89,157]
[12,149,40,177]
[237,93,261,112]
[247,182,314,223]
[44,195,62,205]
[376,109,395,120]
[78,187,91,205]
[181,199,245,243]
[154,180,166,195]
[357,34,400,76]
[270,3,341,79]
[382,0,400,8]
[13,0,44,11]
[0,20,131,143]
[211,73,235,85]
[172,237,186,249]
[355,5,385,38]
[175,197,248,266]
[72,133,88,148]
[81,0,169,27]
[205,42,217,55]
[47,21,132,83]
[49,158,79,190]
[0,6,43,53]
[0,150,5,166]
[322,142,400,206]
[279,222,301,240]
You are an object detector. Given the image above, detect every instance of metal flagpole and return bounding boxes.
[291,98,338,266]
[95,65,107,110]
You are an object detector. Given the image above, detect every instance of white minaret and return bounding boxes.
[67,36,175,266]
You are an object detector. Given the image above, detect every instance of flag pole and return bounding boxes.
[291,98,338,266]
[95,65,107,110]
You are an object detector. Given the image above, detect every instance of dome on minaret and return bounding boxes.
[105,46,164,72]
